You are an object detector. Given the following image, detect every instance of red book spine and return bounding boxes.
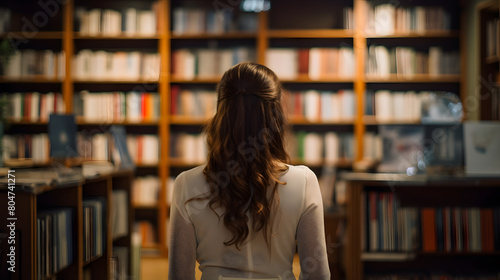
[463,209,469,252]
[298,49,309,75]
[421,208,437,252]
[141,93,147,121]
[171,85,180,116]
[24,92,31,121]
[481,208,495,252]
[137,136,143,165]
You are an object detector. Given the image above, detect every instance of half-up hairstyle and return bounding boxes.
[196,62,290,250]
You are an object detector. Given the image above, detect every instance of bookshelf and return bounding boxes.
[0,0,470,261]
[343,173,500,279]
[479,0,500,121]
[0,170,135,280]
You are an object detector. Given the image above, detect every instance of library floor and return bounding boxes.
[141,255,301,279]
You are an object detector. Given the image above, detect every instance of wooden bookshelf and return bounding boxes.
[0,170,135,280]
[268,29,354,38]
[170,32,257,39]
[479,0,500,120]
[344,173,500,279]
[365,74,462,83]
[364,31,460,39]
[0,0,471,267]
[0,77,63,83]
[0,31,64,39]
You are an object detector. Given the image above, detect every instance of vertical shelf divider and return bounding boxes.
[159,0,171,257]
[63,0,74,113]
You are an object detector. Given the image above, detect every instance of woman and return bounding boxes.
[169,62,330,280]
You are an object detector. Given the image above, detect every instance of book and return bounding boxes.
[48,114,78,160]
[111,190,129,240]
[132,176,160,206]
[463,121,500,175]
[110,125,135,170]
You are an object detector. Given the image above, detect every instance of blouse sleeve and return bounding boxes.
[296,168,331,280]
[168,173,197,280]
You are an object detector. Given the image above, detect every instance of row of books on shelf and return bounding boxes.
[284,89,355,122]
[3,134,50,164]
[171,47,255,80]
[172,8,257,35]
[74,91,160,123]
[83,198,105,263]
[170,132,207,164]
[2,131,383,168]
[78,133,159,165]
[75,3,159,37]
[266,48,355,80]
[365,90,427,122]
[109,241,141,280]
[363,3,452,35]
[363,191,500,254]
[37,208,73,280]
[73,50,160,81]
[286,132,365,165]
[133,176,160,206]
[170,86,216,118]
[2,132,157,167]
[364,192,419,252]
[366,46,460,77]
[421,207,500,253]
[3,92,65,122]
[486,17,500,58]
[126,134,159,165]
[2,50,65,79]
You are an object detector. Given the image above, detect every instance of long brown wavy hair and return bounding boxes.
[195,62,290,249]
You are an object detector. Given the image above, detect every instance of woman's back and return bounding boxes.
[170,164,329,279]
[168,62,330,279]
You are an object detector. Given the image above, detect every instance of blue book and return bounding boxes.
[109,125,135,170]
[48,114,77,159]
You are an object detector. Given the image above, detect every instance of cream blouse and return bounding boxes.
[168,164,330,280]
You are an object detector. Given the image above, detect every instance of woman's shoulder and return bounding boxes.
[177,164,206,180]
[284,164,317,179]
[173,164,207,195]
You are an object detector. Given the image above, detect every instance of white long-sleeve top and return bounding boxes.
[168,164,330,280]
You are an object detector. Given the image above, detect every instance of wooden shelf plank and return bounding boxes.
[170,77,221,83]
[485,55,500,64]
[363,115,421,125]
[365,30,460,38]
[365,74,461,83]
[281,75,355,83]
[289,117,355,125]
[268,29,354,38]
[361,252,416,261]
[169,116,211,125]
[7,119,49,125]
[171,76,355,83]
[76,119,159,126]
[73,79,159,84]
[0,31,64,39]
[170,32,257,39]
[0,77,62,83]
[74,33,159,39]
